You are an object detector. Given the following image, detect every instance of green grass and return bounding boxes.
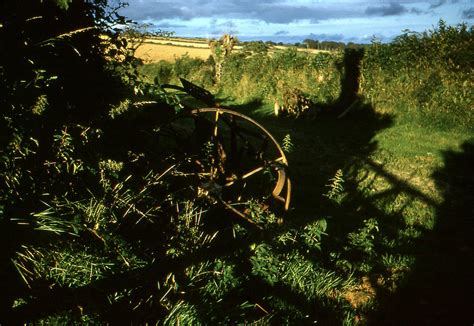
[11,84,471,325]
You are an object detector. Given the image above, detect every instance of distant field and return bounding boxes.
[144,37,210,48]
[135,42,212,62]
[135,37,330,63]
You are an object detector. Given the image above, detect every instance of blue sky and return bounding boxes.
[119,0,474,43]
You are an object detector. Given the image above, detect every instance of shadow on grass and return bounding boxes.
[225,99,396,323]
[369,140,474,325]
[334,47,365,113]
[0,221,26,321]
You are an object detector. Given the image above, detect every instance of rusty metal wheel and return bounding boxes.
[154,107,291,225]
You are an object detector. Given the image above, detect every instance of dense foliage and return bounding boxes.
[142,48,343,111]
[0,0,177,323]
[0,0,127,214]
[362,21,473,129]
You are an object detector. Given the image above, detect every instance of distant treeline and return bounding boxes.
[237,39,363,52]
[300,39,364,51]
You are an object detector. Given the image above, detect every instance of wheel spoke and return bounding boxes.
[213,109,220,138]
[162,107,291,218]
[223,155,287,187]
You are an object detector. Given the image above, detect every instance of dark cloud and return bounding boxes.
[207,19,238,35]
[119,0,471,40]
[258,6,322,23]
[430,0,447,8]
[430,0,465,8]
[365,3,408,16]
[250,4,356,23]
[200,16,236,34]
[462,7,474,19]
[410,7,424,14]
[120,1,194,21]
[120,0,359,23]
[209,29,239,36]
[120,0,241,21]
[211,19,237,29]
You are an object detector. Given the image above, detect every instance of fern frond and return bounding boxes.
[282,134,294,153]
[325,169,345,202]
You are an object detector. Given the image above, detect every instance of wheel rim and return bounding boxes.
[153,107,291,224]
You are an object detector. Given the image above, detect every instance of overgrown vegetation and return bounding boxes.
[1,2,473,323]
[362,20,473,130]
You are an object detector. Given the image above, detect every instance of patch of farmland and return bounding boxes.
[144,37,210,48]
[135,42,212,62]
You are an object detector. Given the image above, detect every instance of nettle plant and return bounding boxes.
[347,218,380,256]
[325,169,346,204]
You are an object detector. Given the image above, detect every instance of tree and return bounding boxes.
[303,38,319,49]
[208,33,237,83]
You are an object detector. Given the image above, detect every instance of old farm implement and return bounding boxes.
[135,79,291,226]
